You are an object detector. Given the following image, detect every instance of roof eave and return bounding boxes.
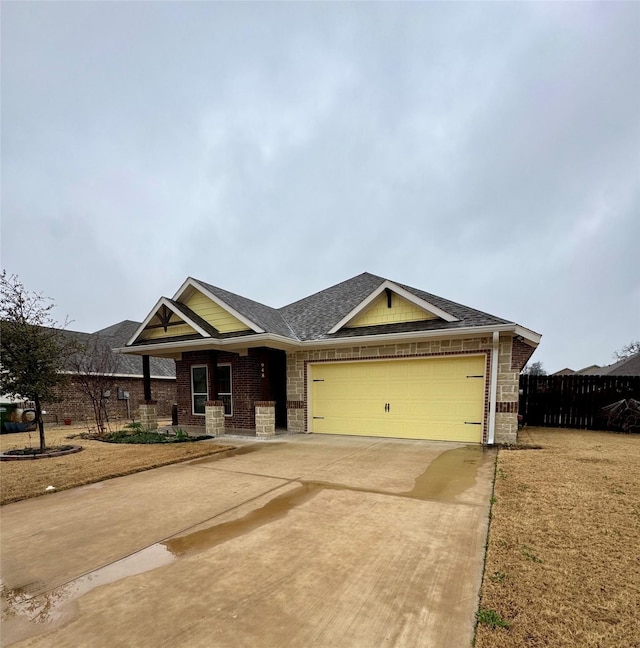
[115,322,541,356]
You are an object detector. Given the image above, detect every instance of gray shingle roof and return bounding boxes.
[195,279,297,339]
[605,353,640,376]
[187,272,514,342]
[127,272,523,348]
[68,321,175,377]
[281,272,509,340]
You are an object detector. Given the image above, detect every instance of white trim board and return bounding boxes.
[172,278,265,334]
[328,280,459,334]
[126,297,212,346]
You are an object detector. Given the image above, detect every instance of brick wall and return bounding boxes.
[176,350,262,429]
[43,375,176,426]
[511,338,537,372]
[286,334,524,444]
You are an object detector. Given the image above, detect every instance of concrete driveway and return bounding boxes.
[1,435,495,648]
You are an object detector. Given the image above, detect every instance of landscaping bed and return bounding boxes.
[476,427,639,648]
[0,423,233,505]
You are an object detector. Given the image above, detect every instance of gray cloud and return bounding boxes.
[2,2,638,372]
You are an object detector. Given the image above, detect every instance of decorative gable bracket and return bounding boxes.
[126,297,213,346]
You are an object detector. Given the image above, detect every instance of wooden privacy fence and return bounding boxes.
[519,374,640,430]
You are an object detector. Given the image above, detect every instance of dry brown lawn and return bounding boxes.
[476,428,640,648]
[0,422,234,505]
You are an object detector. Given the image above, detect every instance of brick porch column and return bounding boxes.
[138,400,158,431]
[255,401,275,438]
[205,401,225,437]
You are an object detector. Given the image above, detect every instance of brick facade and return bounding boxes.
[286,334,529,444]
[43,375,176,426]
[511,337,537,372]
[176,350,263,429]
[172,335,533,443]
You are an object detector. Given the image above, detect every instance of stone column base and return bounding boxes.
[205,401,225,437]
[138,401,158,431]
[255,401,275,438]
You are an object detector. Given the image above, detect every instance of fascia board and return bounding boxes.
[115,332,300,355]
[117,322,540,356]
[125,297,212,346]
[125,298,167,346]
[513,325,542,346]
[174,278,265,334]
[327,280,458,334]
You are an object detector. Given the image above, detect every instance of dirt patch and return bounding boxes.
[476,427,640,648]
[0,423,233,505]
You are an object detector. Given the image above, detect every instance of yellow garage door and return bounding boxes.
[310,356,485,442]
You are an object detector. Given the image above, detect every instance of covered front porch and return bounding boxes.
[137,346,289,439]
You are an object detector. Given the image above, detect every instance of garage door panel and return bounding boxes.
[310,356,485,442]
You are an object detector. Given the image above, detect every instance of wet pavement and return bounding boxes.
[1,435,495,647]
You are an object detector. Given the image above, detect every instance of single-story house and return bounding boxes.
[117,273,540,444]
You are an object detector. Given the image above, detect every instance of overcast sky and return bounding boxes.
[2,2,638,373]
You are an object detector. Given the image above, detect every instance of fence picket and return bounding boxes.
[519,375,640,430]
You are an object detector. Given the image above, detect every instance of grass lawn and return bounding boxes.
[476,427,639,648]
[0,422,234,505]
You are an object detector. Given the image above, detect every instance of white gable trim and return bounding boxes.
[173,278,265,334]
[328,280,459,334]
[125,297,212,346]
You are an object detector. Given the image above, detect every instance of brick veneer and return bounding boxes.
[176,350,263,429]
[286,334,525,444]
[42,376,176,425]
[511,338,536,371]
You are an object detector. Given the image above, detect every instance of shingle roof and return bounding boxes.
[601,353,640,377]
[280,272,509,341]
[188,272,514,342]
[67,321,175,377]
[195,279,297,339]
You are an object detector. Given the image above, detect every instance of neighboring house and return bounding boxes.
[552,353,640,378]
[42,321,176,425]
[552,368,576,376]
[118,273,540,444]
[599,353,640,377]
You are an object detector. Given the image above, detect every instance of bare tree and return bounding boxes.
[0,271,74,450]
[613,340,640,361]
[522,361,547,376]
[70,337,121,435]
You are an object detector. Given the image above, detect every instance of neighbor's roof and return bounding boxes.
[600,352,640,377]
[191,272,513,342]
[62,321,175,377]
[553,353,640,378]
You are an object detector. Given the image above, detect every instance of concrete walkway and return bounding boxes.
[1,435,495,648]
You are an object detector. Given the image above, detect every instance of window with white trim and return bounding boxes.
[191,365,208,415]
[217,364,232,416]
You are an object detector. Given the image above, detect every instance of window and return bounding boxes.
[217,364,232,416]
[191,365,208,415]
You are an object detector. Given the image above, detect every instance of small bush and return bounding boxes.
[100,429,213,444]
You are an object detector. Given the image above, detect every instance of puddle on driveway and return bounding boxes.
[1,444,492,645]
[404,445,489,501]
[0,544,174,646]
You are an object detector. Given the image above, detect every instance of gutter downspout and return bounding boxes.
[488,331,500,445]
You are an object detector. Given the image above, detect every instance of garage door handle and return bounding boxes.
[384,403,391,412]
[464,421,481,425]
[313,416,324,419]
